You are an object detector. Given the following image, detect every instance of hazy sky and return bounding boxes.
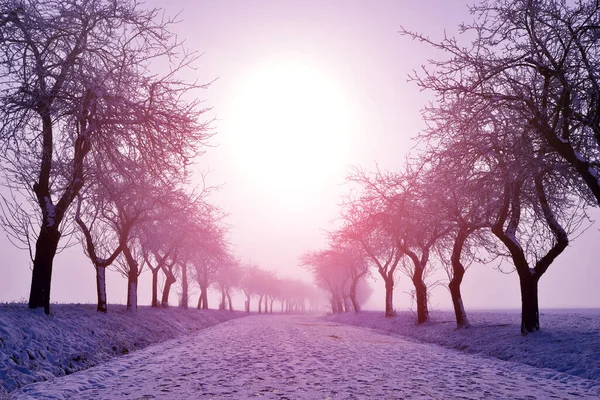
[1,0,599,311]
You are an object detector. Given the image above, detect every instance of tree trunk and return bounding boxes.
[519,273,540,334]
[412,266,429,324]
[449,229,471,329]
[226,290,233,311]
[197,286,208,310]
[181,264,188,310]
[126,265,138,312]
[270,298,274,313]
[161,270,176,308]
[258,294,263,313]
[384,277,394,317]
[29,109,89,315]
[219,288,226,310]
[151,268,159,308]
[96,265,107,313]
[333,293,344,313]
[349,278,360,313]
[343,296,351,313]
[449,277,469,329]
[28,226,61,314]
[123,246,139,312]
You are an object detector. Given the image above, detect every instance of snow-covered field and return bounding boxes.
[326,309,600,382]
[0,303,245,397]
[2,306,600,399]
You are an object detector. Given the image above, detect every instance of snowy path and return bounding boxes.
[12,315,600,399]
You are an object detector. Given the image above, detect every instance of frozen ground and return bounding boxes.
[0,303,245,397]
[5,311,600,399]
[326,309,600,383]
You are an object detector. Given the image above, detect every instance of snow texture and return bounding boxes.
[2,307,600,399]
[0,304,244,397]
[326,310,600,383]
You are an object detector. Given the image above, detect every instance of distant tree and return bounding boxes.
[340,168,407,317]
[348,166,450,323]
[301,243,369,313]
[111,173,179,311]
[301,249,349,313]
[0,0,211,314]
[240,263,261,312]
[282,279,316,313]
[213,255,241,311]
[189,206,227,310]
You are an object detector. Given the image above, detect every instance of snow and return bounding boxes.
[2,306,600,398]
[0,303,245,397]
[326,309,600,382]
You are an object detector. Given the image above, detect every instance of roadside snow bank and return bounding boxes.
[0,304,245,396]
[325,309,600,383]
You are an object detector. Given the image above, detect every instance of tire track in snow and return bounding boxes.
[12,314,600,399]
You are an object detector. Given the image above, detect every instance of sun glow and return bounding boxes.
[225,59,356,208]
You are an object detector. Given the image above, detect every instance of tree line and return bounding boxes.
[302,0,599,335]
[0,0,321,315]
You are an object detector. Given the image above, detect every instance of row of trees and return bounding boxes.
[0,0,322,315]
[0,0,214,314]
[305,0,599,334]
[301,244,372,313]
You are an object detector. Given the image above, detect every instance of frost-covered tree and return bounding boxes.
[301,249,349,313]
[110,171,185,311]
[338,177,403,317]
[213,255,241,311]
[239,262,261,312]
[301,243,369,313]
[187,204,227,310]
[400,0,600,205]
[74,187,127,313]
[421,145,499,329]
[420,91,584,333]
[0,0,211,314]
[140,188,206,308]
[400,0,593,333]
[278,278,314,313]
[347,166,449,324]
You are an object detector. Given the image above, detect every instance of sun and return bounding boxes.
[224,58,356,209]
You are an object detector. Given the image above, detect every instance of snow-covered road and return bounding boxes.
[11,315,600,399]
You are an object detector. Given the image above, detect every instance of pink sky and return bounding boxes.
[1,0,599,310]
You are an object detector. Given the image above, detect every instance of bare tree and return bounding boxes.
[240,262,260,312]
[301,249,348,313]
[400,0,600,205]
[140,189,199,308]
[214,255,241,311]
[0,0,211,314]
[399,0,593,333]
[420,137,503,328]
[301,242,369,313]
[74,191,126,313]
[338,176,403,317]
